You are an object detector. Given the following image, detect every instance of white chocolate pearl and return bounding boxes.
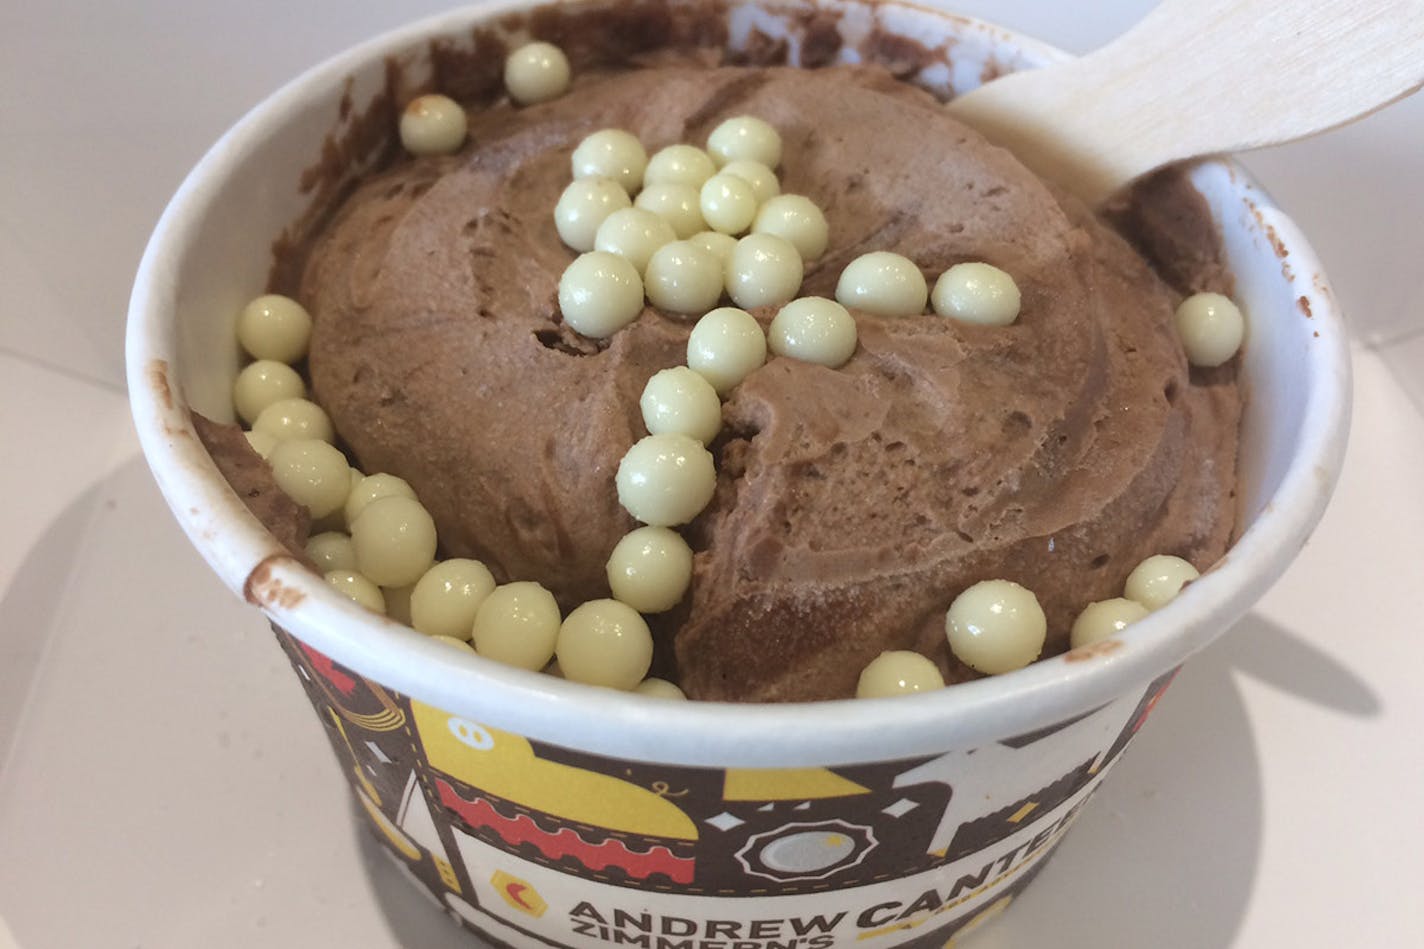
[1175,292,1245,367]
[634,183,706,239]
[856,651,945,698]
[237,294,312,363]
[699,174,758,235]
[384,583,415,625]
[752,194,828,260]
[571,128,647,194]
[309,468,360,533]
[325,569,386,614]
[687,306,767,394]
[268,439,351,519]
[309,471,357,534]
[558,251,644,338]
[640,366,722,444]
[836,251,928,318]
[944,579,1047,675]
[933,262,1022,326]
[616,433,717,527]
[503,41,570,105]
[244,429,278,459]
[594,208,676,274]
[726,233,803,310]
[1070,597,1150,649]
[554,177,631,252]
[555,599,653,690]
[1124,554,1200,610]
[643,240,723,315]
[432,635,476,652]
[706,115,782,168]
[719,160,780,203]
[643,144,717,189]
[411,558,497,639]
[687,230,738,265]
[399,94,468,156]
[768,296,857,368]
[344,472,418,527]
[233,360,306,425]
[350,495,438,588]
[252,397,335,444]
[306,531,358,573]
[606,525,694,613]
[471,581,561,671]
[635,677,686,699]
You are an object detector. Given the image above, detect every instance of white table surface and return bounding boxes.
[2,2,1422,947]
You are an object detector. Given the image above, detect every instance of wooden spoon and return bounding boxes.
[946,0,1424,206]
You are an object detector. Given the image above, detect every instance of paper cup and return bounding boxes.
[126,1,1350,945]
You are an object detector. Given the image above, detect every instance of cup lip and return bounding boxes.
[126,0,1352,768]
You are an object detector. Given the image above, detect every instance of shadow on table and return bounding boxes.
[347,610,1379,949]
[0,478,106,767]
[1224,612,1379,718]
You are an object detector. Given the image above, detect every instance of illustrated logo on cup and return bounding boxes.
[279,630,1174,947]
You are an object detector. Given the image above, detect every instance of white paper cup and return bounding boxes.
[126,1,1350,945]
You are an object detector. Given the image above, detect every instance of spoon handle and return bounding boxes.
[947,0,1424,206]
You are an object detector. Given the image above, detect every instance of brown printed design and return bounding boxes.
[274,626,1176,947]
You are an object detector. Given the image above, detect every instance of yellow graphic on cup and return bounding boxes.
[945,896,1013,946]
[723,767,870,801]
[358,788,421,860]
[411,701,697,839]
[492,870,548,918]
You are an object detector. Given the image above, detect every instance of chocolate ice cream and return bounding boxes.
[286,60,1239,701]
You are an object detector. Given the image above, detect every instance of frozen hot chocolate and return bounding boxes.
[275,59,1239,701]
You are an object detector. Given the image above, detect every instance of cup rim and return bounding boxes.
[126,0,1352,767]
